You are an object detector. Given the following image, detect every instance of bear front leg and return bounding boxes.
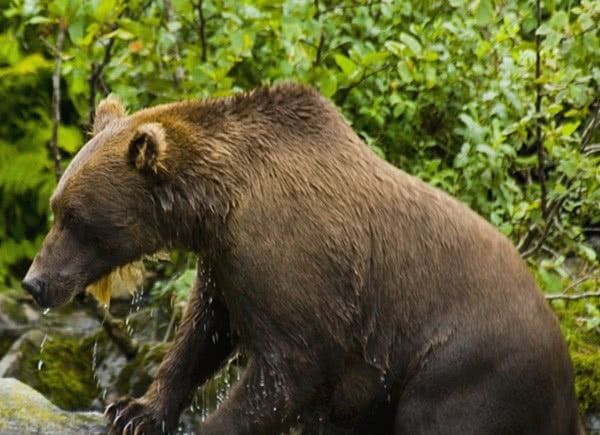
[197,353,320,435]
[106,265,234,435]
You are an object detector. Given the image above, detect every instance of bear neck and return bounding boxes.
[138,84,347,254]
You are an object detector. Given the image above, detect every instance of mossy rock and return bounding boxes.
[551,300,600,414]
[0,292,34,358]
[0,377,107,435]
[0,293,29,325]
[6,329,101,411]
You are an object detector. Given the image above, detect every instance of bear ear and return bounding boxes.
[128,123,168,176]
[93,95,126,135]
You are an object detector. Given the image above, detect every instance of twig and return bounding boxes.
[516,223,537,252]
[546,291,600,301]
[163,0,184,86]
[336,62,395,104]
[88,36,116,129]
[535,0,547,219]
[163,302,179,342]
[194,0,207,62]
[581,99,600,151]
[91,303,139,359]
[525,99,600,253]
[584,143,600,155]
[520,193,568,258]
[313,0,325,66]
[49,21,66,180]
[164,0,173,21]
[562,274,598,293]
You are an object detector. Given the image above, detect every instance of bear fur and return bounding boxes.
[23,84,582,435]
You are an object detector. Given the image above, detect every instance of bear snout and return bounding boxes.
[22,276,49,307]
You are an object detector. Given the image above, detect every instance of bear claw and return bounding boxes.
[104,402,117,417]
[123,420,134,435]
[105,396,165,435]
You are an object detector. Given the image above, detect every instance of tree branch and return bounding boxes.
[313,0,325,66]
[49,21,66,181]
[520,193,568,258]
[194,0,207,62]
[163,0,184,87]
[535,0,547,219]
[91,302,139,359]
[88,36,116,129]
[336,62,395,104]
[581,99,600,151]
[523,99,600,255]
[546,291,600,301]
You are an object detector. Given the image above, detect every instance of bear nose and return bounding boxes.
[22,277,46,305]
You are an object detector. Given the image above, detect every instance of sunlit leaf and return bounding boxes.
[334,54,357,77]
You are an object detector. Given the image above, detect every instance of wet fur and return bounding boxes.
[36,84,582,434]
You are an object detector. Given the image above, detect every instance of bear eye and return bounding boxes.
[63,209,82,226]
[61,211,75,228]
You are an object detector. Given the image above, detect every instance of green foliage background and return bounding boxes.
[0,0,598,412]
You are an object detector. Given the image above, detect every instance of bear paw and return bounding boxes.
[105,396,167,435]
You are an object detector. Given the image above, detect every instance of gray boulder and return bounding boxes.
[0,377,108,435]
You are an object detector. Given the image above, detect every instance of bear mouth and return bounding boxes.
[85,261,145,306]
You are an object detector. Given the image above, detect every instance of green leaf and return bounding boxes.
[397,60,413,83]
[474,0,493,26]
[105,28,135,40]
[361,51,389,66]
[537,268,562,294]
[560,121,580,137]
[68,16,86,43]
[384,41,403,57]
[579,244,597,262]
[476,144,496,159]
[399,33,421,57]
[58,125,83,153]
[424,64,437,88]
[93,0,117,22]
[318,74,337,98]
[28,16,53,24]
[334,54,357,77]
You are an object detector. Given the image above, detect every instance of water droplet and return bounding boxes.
[40,334,48,352]
[92,340,99,372]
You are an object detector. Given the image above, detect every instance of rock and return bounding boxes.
[0,291,101,361]
[587,412,600,435]
[0,293,33,358]
[0,330,101,410]
[115,341,169,398]
[0,377,108,435]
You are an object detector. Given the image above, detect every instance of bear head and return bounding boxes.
[22,96,172,308]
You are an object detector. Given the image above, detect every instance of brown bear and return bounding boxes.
[23,84,583,435]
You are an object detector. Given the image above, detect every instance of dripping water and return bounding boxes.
[37,333,48,371]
